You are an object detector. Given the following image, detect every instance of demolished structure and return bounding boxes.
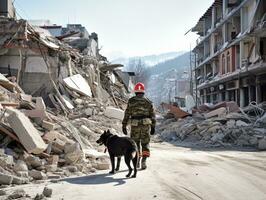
[0,0,133,188]
[192,0,266,107]
[159,0,266,150]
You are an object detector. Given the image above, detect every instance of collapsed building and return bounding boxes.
[0,0,134,188]
[192,0,266,107]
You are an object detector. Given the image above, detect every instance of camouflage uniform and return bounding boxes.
[122,95,156,157]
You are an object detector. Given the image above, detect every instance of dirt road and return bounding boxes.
[7,142,266,200]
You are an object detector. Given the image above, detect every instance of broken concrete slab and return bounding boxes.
[0,172,13,185]
[63,74,92,97]
[61,95,74,110]
[22,109,47,120]
[205,107,227,119]
[104,106,124,120]
[7,108,47,154]
[13,160,28,172]
[236,120,249,127]
[79,125,94,136]
[25,155,43,168]
[20,94,32,102]
[12,176,29,185]
[64,143,84,164]
[29,170,47,180]
[36,97,46,110]
[42,120,56,131]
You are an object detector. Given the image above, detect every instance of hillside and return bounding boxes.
[111,51,186,67]
[148,52,190,75]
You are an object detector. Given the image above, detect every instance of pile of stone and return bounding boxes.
[157,105,266,150]
[0,71,126,187]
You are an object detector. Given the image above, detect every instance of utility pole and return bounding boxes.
[189,47,193,96]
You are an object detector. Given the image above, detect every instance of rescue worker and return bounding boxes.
[122,82,156,170]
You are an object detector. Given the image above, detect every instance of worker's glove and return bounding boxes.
[150,127,155,135]
[122,125,128,135]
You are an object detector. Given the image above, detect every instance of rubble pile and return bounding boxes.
[157,102,266,149]
[0,17,129,187]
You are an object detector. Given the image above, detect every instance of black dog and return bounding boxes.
[96,130,138,178]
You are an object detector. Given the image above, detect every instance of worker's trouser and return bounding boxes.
[130,125,151,157]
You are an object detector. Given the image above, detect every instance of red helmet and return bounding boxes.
[134,82,145,93]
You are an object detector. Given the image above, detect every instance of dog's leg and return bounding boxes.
[115,157,121,171]
[125,154,132,178]
[109,154,115,174]
[131,152,138,178]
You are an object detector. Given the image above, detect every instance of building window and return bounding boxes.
[227,51,231,73]
[222,54,226,74]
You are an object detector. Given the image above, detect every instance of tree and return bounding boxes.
[127,58,150,85]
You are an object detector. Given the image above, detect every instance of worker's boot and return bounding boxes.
[141,157,147,170]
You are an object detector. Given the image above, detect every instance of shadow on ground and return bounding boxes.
[62,170,130,186]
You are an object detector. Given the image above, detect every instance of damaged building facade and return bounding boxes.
[193,0,266,107]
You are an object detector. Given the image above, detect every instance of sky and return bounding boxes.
[14,0,213,59]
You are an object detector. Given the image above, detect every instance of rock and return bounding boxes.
[16,171,29,178]
[34,193,46,200]
[42,120,56,131]
[104,107,124,120]
[29,170,47,180]
[0,154,14,168]
[207,125,221,134]
[45,165,57,172]
[0,172,13,185]
[14,160,28,172]
[8,189,26,199]
[43,187,52,198]
[36,97,46,110]
[74,99,83,105]
[205,107,227,119]
[79,125,94,136]
[0,149,5,155]
[6,108,47,154]
[0,189,6,196]
[226,120,236,128]
[211,132,224,143]
[84,108,94,116]
[25,155,43,168]
[178,123,197,139]
[65,166,78,173]
[97,162,109,170]
[258,138,266,150]
[236,120,249,127]
[64,143,84,164]
[249,137,259,146]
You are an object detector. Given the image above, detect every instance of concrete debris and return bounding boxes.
[204,107,227,119]
[7,189,26,199]
[34,194,46,200]
[0,15,129,188]
[63,74,92,97]
[42,187,53,198]
[29,170,47,180]
[104,106,124,120]
[158,102,266,150]
[0,189,7,196]
[7,108,47,154]
[0,172,13,185]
